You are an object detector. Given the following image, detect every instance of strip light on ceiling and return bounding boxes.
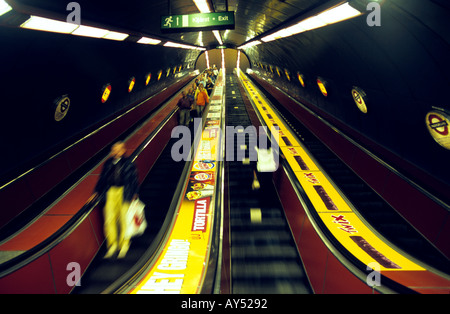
[193,0,211,13]
[261,2,362,42]
[238,40,261,49]
[137,37,162,45]
[205,50,210,68]
[213,30,223,45]
[164,41,205,50]
[72,25,110,38]
[193,0,224,46]
[0,0,12,16]
[20,16,129,41]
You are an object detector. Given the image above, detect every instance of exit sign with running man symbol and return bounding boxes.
[161,12,235,32]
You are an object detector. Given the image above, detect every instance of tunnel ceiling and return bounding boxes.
[11,0,330,49]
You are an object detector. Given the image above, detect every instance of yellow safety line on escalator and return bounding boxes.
[238,70,424,272]
[128,72,225,294]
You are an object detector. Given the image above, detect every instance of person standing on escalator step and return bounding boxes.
[177,90,193,126]
[89,141,139,259]
[205,77,214,96]
[195,84,209,117]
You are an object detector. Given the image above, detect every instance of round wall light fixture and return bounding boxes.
[128,77,136,93]
[317,77,328,97]
[426,109,450,150]
[297,72,305,88]
[145,73,151,86]
[54,95,70,122]
[101,84,112,103]
[351,86,368,113]
[284,69,291,81]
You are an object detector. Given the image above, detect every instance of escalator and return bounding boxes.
[72,122,193,294]
[247,75,450,276]
[225,73,312,294]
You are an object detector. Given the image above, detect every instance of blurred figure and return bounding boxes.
[212,65,219,81]
[176,90,193,126]
[187,87,196,122]
[206,77,214,96]
[90,141,139,258]
[195,84,209,117]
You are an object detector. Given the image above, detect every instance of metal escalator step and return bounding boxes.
[378,223,410,235]
[231,230,292,245]
[229,207,283,220]
[232,278,311,294]
[357,201,388,211]
[232,260,305,279]
[232,244,299,260]
[230,217,287,231]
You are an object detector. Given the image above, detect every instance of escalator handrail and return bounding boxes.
[199,72,227,294]
[103,127,197,294]
[0,73,198,244]
[0,89,184,279]
[249,73,450,212]
[238,71,420,294]
[0,74,195,192]
[113,70,227,294]
[109,107,204,294]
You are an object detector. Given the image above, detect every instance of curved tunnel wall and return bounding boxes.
[196,48,251,73]
[0,26,200,183]
[243,0,450,203]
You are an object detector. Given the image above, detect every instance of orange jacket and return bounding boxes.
[196,90,209,106]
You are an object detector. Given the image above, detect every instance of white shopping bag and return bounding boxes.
[126,198,147,238]
[255,147,278,172]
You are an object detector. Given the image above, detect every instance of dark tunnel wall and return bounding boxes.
[0,26,200,182]
[243,0,450,201]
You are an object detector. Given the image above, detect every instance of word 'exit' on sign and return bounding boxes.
[161,12,235,32]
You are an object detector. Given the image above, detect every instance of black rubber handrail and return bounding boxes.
[248,73,450,213]
[107,72,225,294]
[0,73,195,191]
[0,74,196,279]
[240,72,421,294]
[0,73,197,242]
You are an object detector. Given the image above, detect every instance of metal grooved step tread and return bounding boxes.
[225,73,312,294]
[250,75,450,275]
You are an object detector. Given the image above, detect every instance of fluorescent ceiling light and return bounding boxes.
[137,37,162,45]
[315,2,361,25]
[261,2,362,42]
[20,15,130,41]
[238,40,261,49]
[213,30,223,45]
[20,16,79,34]
[193,0,211,13]
[197,31,204,46]
[164,41,205,50]
[103,31,129,41]
[0,0,12,16]
[72,25,109,38]
[296,17,327,32]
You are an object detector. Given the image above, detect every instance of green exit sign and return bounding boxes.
[161,12,235,32]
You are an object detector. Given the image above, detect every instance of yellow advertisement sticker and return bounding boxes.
[129,72,225,294]
[240,71,425,273]
[294,171,354,213]
[318,212,425,271]
[280,146,319,172]
[131,196,214,294]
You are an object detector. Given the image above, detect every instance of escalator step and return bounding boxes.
[232,260,305,279]
[232,278,311,294]
[231,230,292,245]
[232,244,299,260]
[230,217,287,231]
